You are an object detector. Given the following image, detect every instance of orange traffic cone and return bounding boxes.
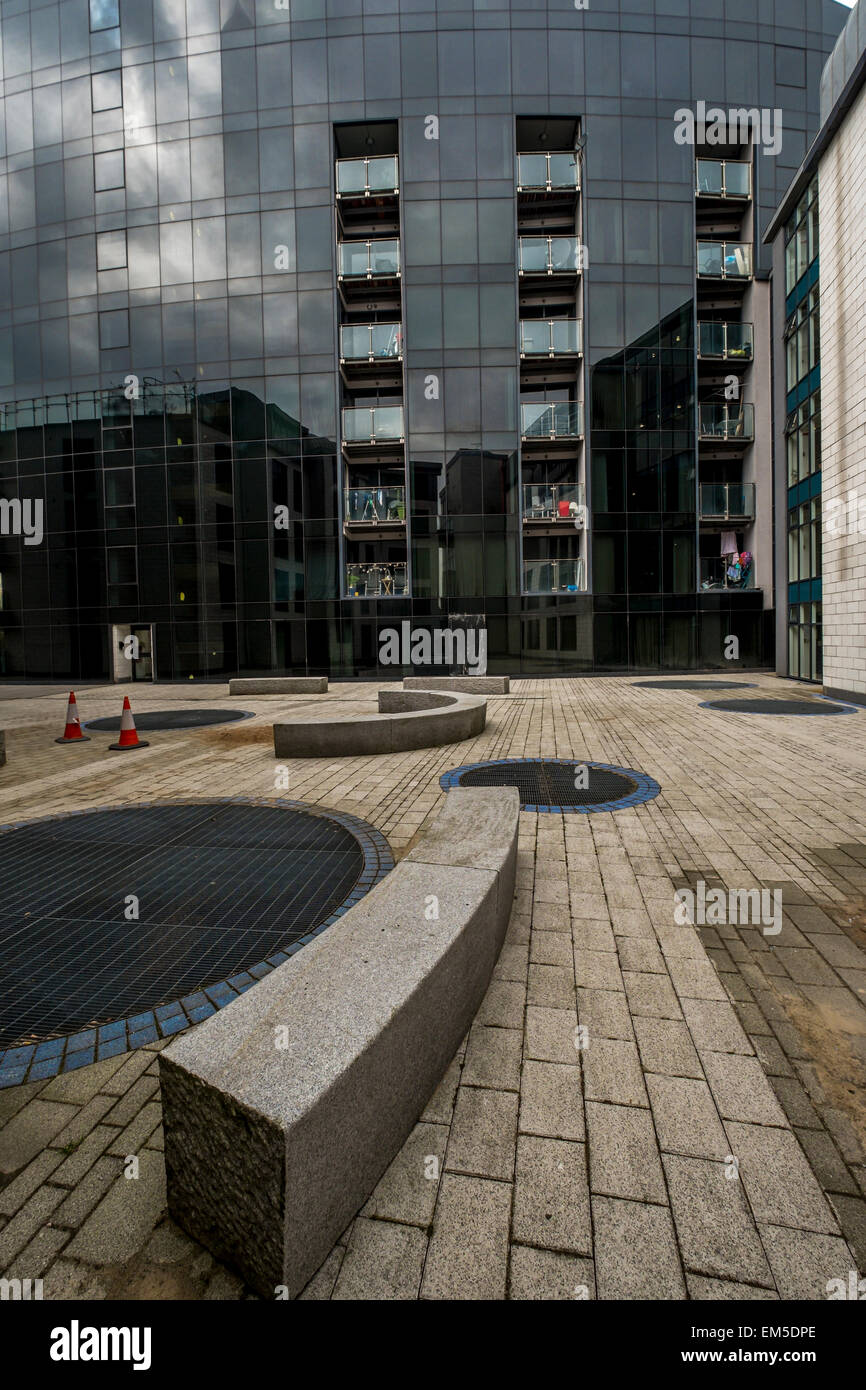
[108,696,150,751]
[55,691,90,744]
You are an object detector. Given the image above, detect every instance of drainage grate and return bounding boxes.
[700,698,854,716]
[84,708,253,732]
[632,680,758,691]
[440,758,660,813]
[0,800,392,1066]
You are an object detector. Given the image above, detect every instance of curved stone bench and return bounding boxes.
[229,677,328,695]
[403,675,510,694]
[273,688,486,758]
[160,785,519,1298]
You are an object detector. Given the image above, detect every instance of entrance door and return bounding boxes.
[130,625,154,681]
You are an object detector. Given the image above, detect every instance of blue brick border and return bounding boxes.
[0,797,394,1088]
[439,758,661,815]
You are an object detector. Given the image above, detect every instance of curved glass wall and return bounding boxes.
[0,0,844,680]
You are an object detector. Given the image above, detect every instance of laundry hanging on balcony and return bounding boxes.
[720,529,738,557]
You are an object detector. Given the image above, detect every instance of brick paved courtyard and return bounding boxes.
[1,676,865,1300]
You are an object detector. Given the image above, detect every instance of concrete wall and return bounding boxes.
[818,83,866,701]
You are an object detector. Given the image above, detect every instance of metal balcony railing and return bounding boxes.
[697,322,754,361]
[522,483,585,523]
[342,405,404,443]
[523,557,585,594]
[521,402,583,439]
[336,155,399,197]
[345,562,408,598]
[344,486,406,524]
[518,236,582,275]
[340,323,402,361]
[700,554,754,591]
[338,239,400,279]
[699,402,754,442]
[520,319,583,357]
[699,483,756,520]
[696,159,751,199]
[517,152,580,191]
[696,241,753,279]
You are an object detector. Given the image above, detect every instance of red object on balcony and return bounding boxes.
[558,500,570,518]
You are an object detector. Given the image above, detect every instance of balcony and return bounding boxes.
[697,322,754,362]
[346,561,408,598]
[523,557,585,594]
[342,405,404,446]
[523,484,585,528]
[696,241,753,279]
[517,152,580,192]
[699,402,754,443]
[336,155,398,199]
[344,486,406,528]
[338,239,400,279]
[340,323,402,362]
[696,159,751,199]
[700,554,754,592]
[519,236,582,276]
[699,483,756,521]
[521,401,583,440]
[520,319,582,358]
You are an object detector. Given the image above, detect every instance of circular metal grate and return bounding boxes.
[84,708,253,732]
[632,680,757,690]
[440,758,660,813]
[700,698,854,716]
[0,799,392,1079]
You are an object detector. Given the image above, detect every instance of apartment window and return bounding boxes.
[785,395,820,487]
[99,308,129,349]
[91,70,123,112]
[788,498,821,584]
[784,176,818,294]
[784,287,819,392]
[94,149,125,191]
[788,602,822,681]
[90,0,119,30]
[97,230,127,271]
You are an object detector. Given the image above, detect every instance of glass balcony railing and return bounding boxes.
[346,562,408,598]
[523,558,585,594]
[520,319,583,357]
[336,155,398,197]
[523,483,585,523]
[518,236,582,275]
[698,402,755,442]
[517,152,580,191]
[342,405,404,443]
[699,483,756,520]
[340,323,402,361]
[697,322,754,361]
[701,555,754,591]
[344,486,406,524]
[696,159,751,199]
[338,239,400,279]
[696,241,753,279]
[521,402,583,439]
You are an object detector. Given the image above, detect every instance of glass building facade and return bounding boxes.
[0,0,847,681]
[783,175,822,683]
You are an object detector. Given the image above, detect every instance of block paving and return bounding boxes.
[0,675,865,1300]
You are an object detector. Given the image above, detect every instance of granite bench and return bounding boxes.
[403,675,510,694]
[272,687,486,758]
[160,785,519,1298]
[228,677,328,695]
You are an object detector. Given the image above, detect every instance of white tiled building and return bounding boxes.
[767,0,866,703]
